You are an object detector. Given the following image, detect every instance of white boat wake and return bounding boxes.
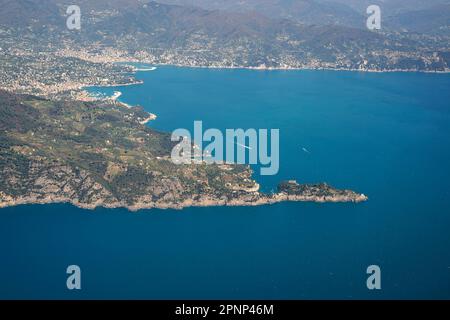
[302,147,311,154]
[235,142,252,150]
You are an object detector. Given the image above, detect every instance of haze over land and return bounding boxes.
[157,0,450,33]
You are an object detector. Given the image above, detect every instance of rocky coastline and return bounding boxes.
[0,180,367,212]
[0,90,367,213]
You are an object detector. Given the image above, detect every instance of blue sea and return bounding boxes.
[1,67,450,299]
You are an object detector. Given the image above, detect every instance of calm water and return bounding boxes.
[1,67,450,299]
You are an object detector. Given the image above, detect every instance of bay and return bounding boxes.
[1,67,449,299]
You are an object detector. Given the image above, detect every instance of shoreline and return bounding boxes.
[82,58,450,130]
[140,114,157,124]
[77,62,450,102]
[106,57,450,74]
[80,60,450,124]
[0,192,368,212]
[153,63,450,74]
[54,48,450,74]
[27,58,447,102]
[85,80,158,122]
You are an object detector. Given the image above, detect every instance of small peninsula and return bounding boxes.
[0,90,367,211]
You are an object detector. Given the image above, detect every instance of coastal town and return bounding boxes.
[0,45,141,101]
[1,42,449,104]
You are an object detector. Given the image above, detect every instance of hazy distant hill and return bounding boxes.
[0,0,64,28]
[326,0,449,14]
[2,0,448,33]
[321,0,450,34]
[157,0,365,28]
[386,4,450,35]
[158,0,450,33]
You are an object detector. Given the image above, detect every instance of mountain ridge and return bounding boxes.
[1,0,449,75]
